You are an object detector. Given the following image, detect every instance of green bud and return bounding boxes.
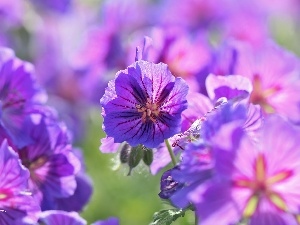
[119,142,131,164]
[127,145,144,175]
[142,147,153,166]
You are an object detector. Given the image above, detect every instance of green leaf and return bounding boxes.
[149,208,186,225]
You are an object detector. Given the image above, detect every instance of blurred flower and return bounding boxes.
[221,2,269,46]
[0,0,23,25]
[100,60,188,148]
[150,73,260,175]
[55,148,93,212]
[127,27,214,92]
[30,0,73,13]
[175,115,300,224]
[0,140,40,224]
[38,210,86,225]
[158,166,184,200]
[232,40,300,122]
[99,137,120,154]
[91,217,119,225]
[170,101,260,208]
[0,47,46,148]
[158,0,227,29]
[15,115,80,211]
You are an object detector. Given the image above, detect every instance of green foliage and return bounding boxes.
[149,208,186,225]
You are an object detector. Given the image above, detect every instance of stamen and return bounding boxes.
[243,195,259,218]
[135,99,161,123]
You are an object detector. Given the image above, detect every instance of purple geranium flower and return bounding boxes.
[100,60,188,148]
[0,47,46,148]
[185,115,300,225]
[214,40,300,122]
[38,210,86,225]
[158,166,184,200]
[0,140,40,224]
[0,0,23,25]
[170,99,262,208]
[150,73,260,175]
[14,115,79,210]
[55,148,93,212]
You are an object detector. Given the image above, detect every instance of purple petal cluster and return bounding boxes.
[0,48,46,148]
[0,140,39,224]
[174,115,300,225]
[101,60,188,148]
[0,47,94,223]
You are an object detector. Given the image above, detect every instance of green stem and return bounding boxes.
[195,211,198,225]
[165,139,177,166]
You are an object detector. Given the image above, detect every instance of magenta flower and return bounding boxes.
[0,140,40,224]
[100,60,188,148]
[187,116,300,225]
[214,40,300,122]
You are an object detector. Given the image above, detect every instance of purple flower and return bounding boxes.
[100,60,188,148]
[170,100,260,208]
[0,0,23,25]
[158,0,227,29]
[55,148,93,212]
[221,2,269,46]
[182,116,300,224]
[214,40,300,122]
[38,210,86,225]
[91,217,119,225]
[0,47,46,148]
[0,140,40,224]
[55,173,92,212]
[158,166,184,200]
[30,0,72,13]
[150,74,261,175]
[15,115,79,210]
[99,137,121,154]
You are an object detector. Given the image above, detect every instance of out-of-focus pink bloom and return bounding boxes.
[158,0,228,29]
[213,40,300,122]
[0,0,23,25]
[151,74,261,175]
[187,115,300,225]
[221,2,269,46]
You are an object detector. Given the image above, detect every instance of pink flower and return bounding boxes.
[188,115,300,225]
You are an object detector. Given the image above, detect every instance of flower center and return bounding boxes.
[136,98,160,123]
[28,156,48,171]
[0,189,12,201]
[233,154,292,218]
[249,74,281,113]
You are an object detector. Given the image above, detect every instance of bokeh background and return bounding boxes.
[1,0,300,224]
